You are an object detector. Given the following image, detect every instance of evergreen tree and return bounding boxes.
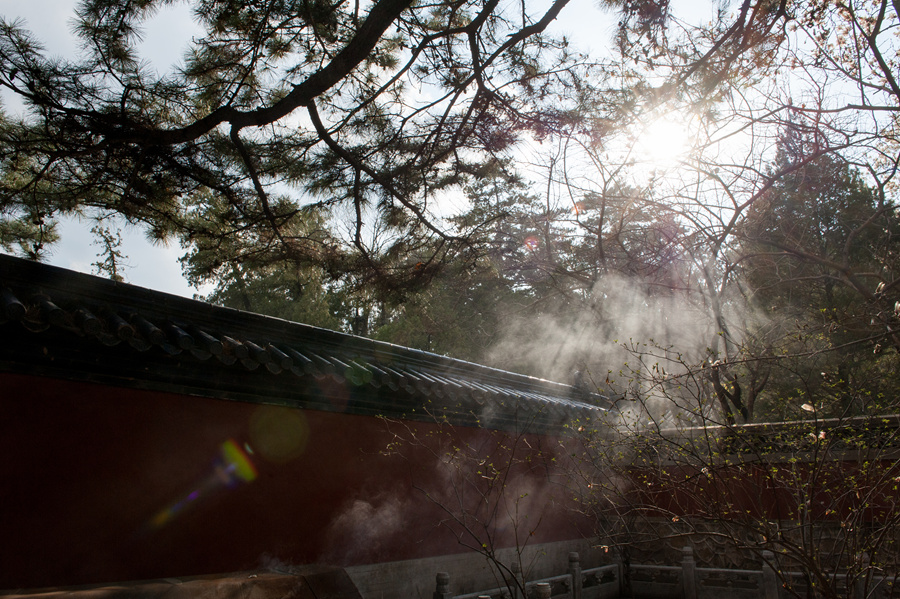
[0,0,612,290]
[739,129,900,418]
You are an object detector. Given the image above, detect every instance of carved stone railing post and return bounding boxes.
[535,582,551,599]
[681,546,697,599]
[568,552,582,599]
[854,553,870,599]
[511,561,524,599]
[761,550,779,599]
[434,572,452,599]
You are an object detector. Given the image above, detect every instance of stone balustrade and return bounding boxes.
[434,547,896,599]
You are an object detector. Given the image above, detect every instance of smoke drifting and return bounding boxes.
[485,274,726,422]
[322,495,408,563]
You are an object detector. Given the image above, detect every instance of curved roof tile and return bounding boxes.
[0,254,612,433]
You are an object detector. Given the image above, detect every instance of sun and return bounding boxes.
[632,113,693,171]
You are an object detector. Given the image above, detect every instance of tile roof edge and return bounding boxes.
[0,253,613,409]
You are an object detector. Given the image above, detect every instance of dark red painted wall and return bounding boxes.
[630,455,900,525]
[0,373,585,589]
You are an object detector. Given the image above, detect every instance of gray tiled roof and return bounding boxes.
[0,254,608,432]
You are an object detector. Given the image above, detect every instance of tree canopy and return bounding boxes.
[0,0,603,287]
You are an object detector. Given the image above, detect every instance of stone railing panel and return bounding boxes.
[524,574,570,599]
[628,564,682,599]
[697,568,762,599]
[581,565,620,599]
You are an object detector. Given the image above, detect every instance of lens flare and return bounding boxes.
[249,405,310,464]
[146,439,257,531]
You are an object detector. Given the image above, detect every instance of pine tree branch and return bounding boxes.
[100,0,415,146]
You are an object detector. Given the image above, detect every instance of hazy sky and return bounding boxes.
[0,0,708,297]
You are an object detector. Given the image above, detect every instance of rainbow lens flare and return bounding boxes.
[220,439,258,485]
[147,439,257,531]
